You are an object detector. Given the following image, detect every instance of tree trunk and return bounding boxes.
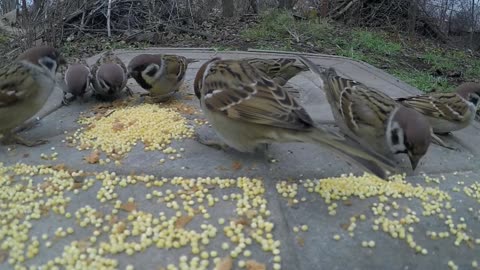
[21,0,27,14]
[222,0,234,17]
[249,0,258,14]
[320,0,329,18]
[278,0,294,10]
[408,0,417,35]
[470,0,475,49]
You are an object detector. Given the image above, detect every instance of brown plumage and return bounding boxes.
[65,64,90,98]
[245,58,308,86]
[0,46,66,146]
[194,57,398,179]
[298,55,432,170]
[128,54,192,102]
[90,50,129,99]
[396,82,480,134]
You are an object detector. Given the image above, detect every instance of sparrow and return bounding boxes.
[244,58,308,86]
[63,63,91,104]
[194,57,399,179]
[298,56,432,170]
[396,82,480,134]
[128,54,194,102]
[90,50,131,100]
[0,46,66,146]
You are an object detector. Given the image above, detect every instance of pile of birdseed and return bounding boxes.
[276,173,480,269]
[66,104,194,158]
[0,163,279,270]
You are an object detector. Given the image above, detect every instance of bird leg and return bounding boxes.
[125,86,134,97]
[14,101,65,133]
[62,93,77,105]
[431,133,457,151]
[196,135,229,151]
[1,132,48,147]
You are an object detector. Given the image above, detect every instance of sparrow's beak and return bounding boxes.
[408,154,421,171]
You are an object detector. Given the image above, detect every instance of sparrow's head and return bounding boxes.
[127,54,164,90]
[387,106,431,170]
[193,57,221,100]
[97,63,126,94]
[18,46,66,74]
[65,64,90,97]
[455,82,480,108]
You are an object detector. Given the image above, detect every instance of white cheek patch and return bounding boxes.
[469,93,480,108]
[39,57,57,75]
[386,121,407,154]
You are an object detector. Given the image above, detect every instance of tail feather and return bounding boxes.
[187,58,199,64]
[301,128,398,180]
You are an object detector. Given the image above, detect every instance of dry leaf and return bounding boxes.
[343,200,353,206]
[215,256,233,270]
[112,121,125,132]
[23,153,29,158]
[115,222,126,233]
[85,151,100,164]
[53,164,67,171]
[246,260,266,270]
[233,217,250,226]
[297,236,305,247]
[119,202,137,212]
[340,223,349,230]
[175,215,193,229]
[72,182,83,189]
[109,215,118,225]
[231,161,242,171]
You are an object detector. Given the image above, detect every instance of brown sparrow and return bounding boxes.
[128,54,194,102]
[0,46,66,146]
[194,57,399,179]
[90,50,131,100]
[63,63,91,104]
[298,56,432,170]
[245,58,308,86]
[396,82,480,134]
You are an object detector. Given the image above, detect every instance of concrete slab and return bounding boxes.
[1,48,479,270]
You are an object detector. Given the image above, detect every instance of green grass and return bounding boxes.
[242,10,480,92]
[392,69,453,92]
[336,30,402,64]
[0,33,8,44]
[423,49,466,71]
[242,10,333,47]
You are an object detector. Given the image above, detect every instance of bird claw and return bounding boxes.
[196,135,229,151]
[14,118,40,133]
[125,87,134,97]
[62,95,76,106]
[431,133,458,151]
[1,133,48,147]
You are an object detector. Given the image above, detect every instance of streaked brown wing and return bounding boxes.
[203,60,313,130]
[0,64,34,107]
